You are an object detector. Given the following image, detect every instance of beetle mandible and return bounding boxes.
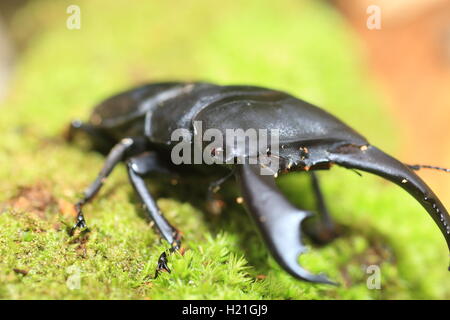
[67,81,450,284]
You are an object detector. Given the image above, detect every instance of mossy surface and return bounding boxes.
[0,0,449,299]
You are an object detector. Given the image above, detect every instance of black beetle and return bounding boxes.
[67,81,450,285]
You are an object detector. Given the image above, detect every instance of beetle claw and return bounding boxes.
[236,163,336,285]
[284,250,337,285]
[268,212,338,285]
[69,213,89,236]
[155,251,171,278]
[154,239,181,278]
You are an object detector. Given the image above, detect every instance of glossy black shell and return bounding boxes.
[88,82,367,150]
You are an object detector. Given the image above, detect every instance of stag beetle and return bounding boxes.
[67,81,450,285]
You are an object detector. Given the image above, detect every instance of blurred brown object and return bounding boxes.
[8,183,57,219]
[334,0,450,206]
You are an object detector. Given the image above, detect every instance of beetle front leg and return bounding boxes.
[235,163,335,284]
[126,152,181,277]
[70,137,136,235]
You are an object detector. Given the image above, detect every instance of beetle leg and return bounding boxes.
[305,172,339,244]
[126,152,181,277]
[70,138,135,235]
[235,163,336,285]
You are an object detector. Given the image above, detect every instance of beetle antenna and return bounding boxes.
[407,164,450,173]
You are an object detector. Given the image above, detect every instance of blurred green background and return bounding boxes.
[0,0,449,299]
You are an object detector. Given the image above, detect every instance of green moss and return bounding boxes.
[0,0,448,299]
